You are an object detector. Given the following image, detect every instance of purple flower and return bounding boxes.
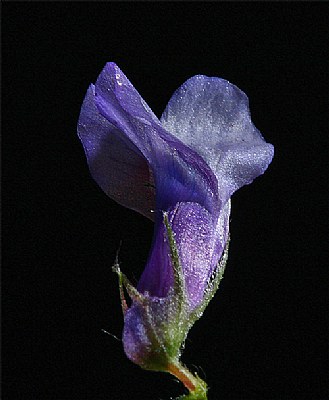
[77,62,273,397]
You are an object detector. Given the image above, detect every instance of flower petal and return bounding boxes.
[77,85,155,220]
[161,75,274,204]
[93,63,219,217]
[138,201,230,310]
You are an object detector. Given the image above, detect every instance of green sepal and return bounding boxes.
[162,212,191,350]
[163,212,186,310]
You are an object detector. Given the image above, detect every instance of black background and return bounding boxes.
[2,3,328,400]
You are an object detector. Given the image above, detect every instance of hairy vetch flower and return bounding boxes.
[77,62,274,399]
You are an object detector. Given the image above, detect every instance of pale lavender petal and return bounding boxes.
[138,201,230,310]
[169,202,222,309]
[77,85,155,220]
[161,75,274,204]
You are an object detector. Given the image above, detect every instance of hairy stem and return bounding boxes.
[167,361,207,398]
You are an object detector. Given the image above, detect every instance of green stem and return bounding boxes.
[167,362,208,399]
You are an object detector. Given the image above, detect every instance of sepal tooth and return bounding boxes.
[112,265,146,313]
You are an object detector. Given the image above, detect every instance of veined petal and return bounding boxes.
[77,85,155,220]
[161,75,274,204]
[93,63,219,217]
